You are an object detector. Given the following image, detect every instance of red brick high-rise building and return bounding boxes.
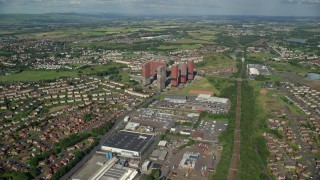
[179,62,187,83]
[157,66,166,90]
[141,60,167,85]
[187,60,194,80]
[171,60,195,87]
[171,65,179,87]
[142,63,151,85]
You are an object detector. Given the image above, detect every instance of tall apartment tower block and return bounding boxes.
[171,65,179,87]
[141,60,167,85]
[157,66,166,90]
[187,61,194,80]
[170,60,195,87]
[179,62,187,83]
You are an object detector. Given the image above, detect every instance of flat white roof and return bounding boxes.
[249,68,259,75]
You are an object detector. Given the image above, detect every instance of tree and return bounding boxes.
[151,169,161,179]
[145,175,155,180]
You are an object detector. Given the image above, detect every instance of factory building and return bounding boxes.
[179,152,200,169]
[88,157,138,180]
[102,131,154,159]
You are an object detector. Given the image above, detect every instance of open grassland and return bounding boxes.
[195,54,236,71]
[17,26,152,39]
[0,70,78,82]
[175,38,215,44]
[247,52,276,60]
[260,87,306,116]
[0,50,14,57]
[167,77,218,95]
[306,28,320,33]
[237,81,270,180]
[187,30,218,41]
[0,63,130,83]
[267,61,320,75]
[211,79,237,179]
[167,76,233,96]
[15,25,181,40]
[157,44,201,50]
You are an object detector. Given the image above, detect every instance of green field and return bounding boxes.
[157,44,201,50]
[211,80,237,179]
[0,63,130,83]
[267,61,320,75]
[167,78,218,95]
[256,81,303,116]
[195,54,236,71]
[0,70,78,82]
[175,38,215,44]
[17,26,153,39]
[0,50,14,57]
[187,30,218,41]
[237,81,269,179]
[247,52,275,60]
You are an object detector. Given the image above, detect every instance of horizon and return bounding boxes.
[0,0,319,17]
[1,12,320,18]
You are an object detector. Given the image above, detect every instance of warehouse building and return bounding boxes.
[88,157,138,180]
[195,94,229,104]
[150,149,168,161]
[102,131,154,159]
[125,122,140,131]
[164,94,188,103]
[179,152,200,169]
[249,67,259,76]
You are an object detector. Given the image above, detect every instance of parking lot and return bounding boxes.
[151,95,230,114]
[163,142,221,180]
[130,108,199,130]
[194,120,228,142]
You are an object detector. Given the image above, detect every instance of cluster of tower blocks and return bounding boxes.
[142,60,194,89]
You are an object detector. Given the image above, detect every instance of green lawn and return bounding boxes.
[267,61,320,75]
[175,38,215,44]
[211,81,237,179]
[247,52,275,60]
[195,54,236,71]
[187,30,218,41]
[0,70,78,82]
[237,81,269,180]
[0,50,14,56]
[167,77,219,95]
[157,44,201,50]
[0,63,130,83]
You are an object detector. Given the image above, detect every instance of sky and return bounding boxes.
[0,0,320,16]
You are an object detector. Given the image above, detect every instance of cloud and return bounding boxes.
[280,0,320,4]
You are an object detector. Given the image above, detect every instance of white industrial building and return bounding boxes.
[195,94,229,104]
[179,152,200,169]
[249,67,260,76]
[88,157,138,180]
[125,122,140,131]
[142,160,152,172]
